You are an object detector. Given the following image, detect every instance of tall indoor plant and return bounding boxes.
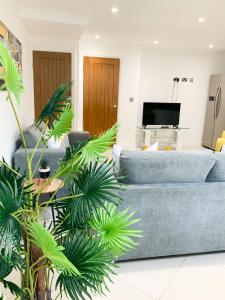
[0,41,141,300]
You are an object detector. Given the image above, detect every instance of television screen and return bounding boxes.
[142,102,181,126]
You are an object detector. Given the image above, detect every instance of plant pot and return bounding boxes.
[38,167,51,179]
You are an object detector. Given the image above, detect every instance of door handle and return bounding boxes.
[111,104,117,109]
[216,87,222,118]
[214,86,221,119]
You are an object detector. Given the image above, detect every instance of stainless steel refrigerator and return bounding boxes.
[202,74,225,150]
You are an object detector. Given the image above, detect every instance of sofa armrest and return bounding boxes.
[68,131,90,145]
[14,148,66,177]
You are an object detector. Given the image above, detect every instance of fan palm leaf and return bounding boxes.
[56,161,122,233]
[55,124,118,178]
[27,222,81,276]
[47,105,74,140]
[89,203,142,256]
[0,161,30,257]
[0,250,24,297]
[56,235,115,300]
[0,42,23,103]
[0,178,25,256]
[36,82,73,126]
[0,279,23,297]
[77,124,118,165]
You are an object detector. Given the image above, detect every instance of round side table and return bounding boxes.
[32,178,64,225]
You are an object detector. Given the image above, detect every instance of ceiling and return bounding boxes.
[19,0,225,50]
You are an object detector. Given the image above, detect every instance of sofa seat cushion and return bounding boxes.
[207,153,225,182]
[119,151,216,184]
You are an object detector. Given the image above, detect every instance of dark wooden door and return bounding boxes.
[33,51,72,119]
[83,57,120,136]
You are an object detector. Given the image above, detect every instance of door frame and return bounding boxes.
[78,54,120,131]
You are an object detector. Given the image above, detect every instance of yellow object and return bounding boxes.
[215,138,225,152]
[164,145,173,151]
[222,131,225,139]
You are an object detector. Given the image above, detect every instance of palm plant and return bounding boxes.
[0,41,141,300]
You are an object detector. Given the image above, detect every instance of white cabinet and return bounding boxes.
[136,127,187,150]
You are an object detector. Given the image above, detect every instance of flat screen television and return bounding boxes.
[142,102,181,127]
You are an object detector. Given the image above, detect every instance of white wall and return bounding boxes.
[78,39,142,147]
[0,0,33,163]
[138,49,225,148]
[79,41,225,148]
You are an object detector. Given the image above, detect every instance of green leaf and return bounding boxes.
[0,279,23,297]
[56,235,115,300]
[55,124,118,178]
[55,161,123,233]
[0,41,23,103]
[89,203,142,256]
[77,124,118,166]
[0,258,12,279]
[0,181,24,256]
[0,161,29,256]
[47,105,74,140]
[27,222,81,276]
[36,82,73,127]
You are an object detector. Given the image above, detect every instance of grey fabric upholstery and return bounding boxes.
[118,182,225,260]
[207,153,225,182]
[113,150,225,260]
[13,127,91,197]
[23,125,45,148]
[119,151,216,184]
[14,148,66,177]
[14,148,68,197]
[68,131,91,145]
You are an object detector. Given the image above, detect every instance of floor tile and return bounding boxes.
[116,256,185,299]
[161,253,225,300]
[92,278,154,300]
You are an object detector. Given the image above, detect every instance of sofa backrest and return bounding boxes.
[206,153,225,182]
[119,150,216,184]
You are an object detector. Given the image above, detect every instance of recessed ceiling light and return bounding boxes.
[154,40,159,45]
[111,7,119,14]
[198,17,205,23]
[95,34,100,40]
[209,44,214,48]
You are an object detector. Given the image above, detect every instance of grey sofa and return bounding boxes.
[115,150,225,260]
[14,125,90,196]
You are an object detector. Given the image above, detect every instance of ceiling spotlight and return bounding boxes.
[154,40,159,45]
[95,34,100,40]
[209,44,214,48]
[111,7,119,14]
[198,17,205,23]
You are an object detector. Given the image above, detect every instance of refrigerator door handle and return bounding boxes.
[216,86,222,119]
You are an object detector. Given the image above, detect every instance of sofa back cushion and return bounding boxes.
[206,153,225,182]
[23,125,45,148]
[119,151,216,184]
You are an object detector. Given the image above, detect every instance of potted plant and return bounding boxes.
[0,41,141,300]
[38,159,50,179]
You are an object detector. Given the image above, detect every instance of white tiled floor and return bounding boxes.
[3,252,225,299]
[93,253,225,300]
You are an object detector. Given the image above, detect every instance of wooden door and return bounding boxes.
[33,51,72,119]
[83,57,120,136]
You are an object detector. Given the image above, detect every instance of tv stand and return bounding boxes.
[136,126,189,150]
